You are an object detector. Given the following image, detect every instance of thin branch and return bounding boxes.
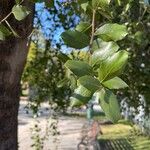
[0,0,25,24]
[5,20,20,37]
[89,9,96,54]
[0,12,12,24]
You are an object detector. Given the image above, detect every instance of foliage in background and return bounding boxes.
[21,0,81,115]
[115,0,150,114]
[31,116,59,150]
[111,0,150,134]
[22,40,71,113]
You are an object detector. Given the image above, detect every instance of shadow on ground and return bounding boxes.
[98,138,134,150]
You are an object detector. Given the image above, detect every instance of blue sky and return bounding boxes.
[34,2,80,52]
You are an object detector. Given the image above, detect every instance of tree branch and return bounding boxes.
[0,12,12,24]
[0,0,25,24]
[89,9,96,54]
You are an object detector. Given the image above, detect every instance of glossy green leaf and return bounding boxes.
[91,39,119,66]
[0,24,11,40]
[78,75,101,92]
[12,5,30,21]
[98,50,128,82]
[95,23,128,41]
[76,22,91,33]
[65,60,93,77]
[98,88,121,123]
[92,0,110,9]
[102,77,128,89]
[61,30,90,49]
[70,85,92,107]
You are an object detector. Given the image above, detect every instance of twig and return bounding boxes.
[89,9,96,54]
[0,12,12,24]
[0,0,25,24]
[140,7,147,21]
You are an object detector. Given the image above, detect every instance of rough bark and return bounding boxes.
[0,1,33,149]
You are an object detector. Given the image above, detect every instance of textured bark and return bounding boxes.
[0,1,33,149]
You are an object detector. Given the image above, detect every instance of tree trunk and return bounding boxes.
[0,1,33,149]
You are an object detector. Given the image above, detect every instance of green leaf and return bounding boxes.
[81,2,89,11]
[98,50,128,82]
[92,0,111,9]
[134,31,144,45]
[45,0,54,8]
[91,39,119,67]
[70,75,77,90]
[78,75,101,93]
[78,0,88,4]
[61,30,90,49]
[70,85,92,107]
[102,77,128,89]
[91,39,101,51]
[57,52,70,63]
[98,88,121,123]
[15,0,21,4]
[116,0,121,6]
[98,9,112,20]
[76,22,91,33]
[12,5,30,21]
[0,24,11,40]
[95,23,128,41]
[57,78,69,88]
[65,60,93,77]
[78,0,89,11]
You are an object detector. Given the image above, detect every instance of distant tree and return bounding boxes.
[110,0,150,114]
[22,40,71,113]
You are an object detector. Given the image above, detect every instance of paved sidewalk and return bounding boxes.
[18,101,86,150]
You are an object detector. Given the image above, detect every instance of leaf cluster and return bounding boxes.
[60,0,130,123]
